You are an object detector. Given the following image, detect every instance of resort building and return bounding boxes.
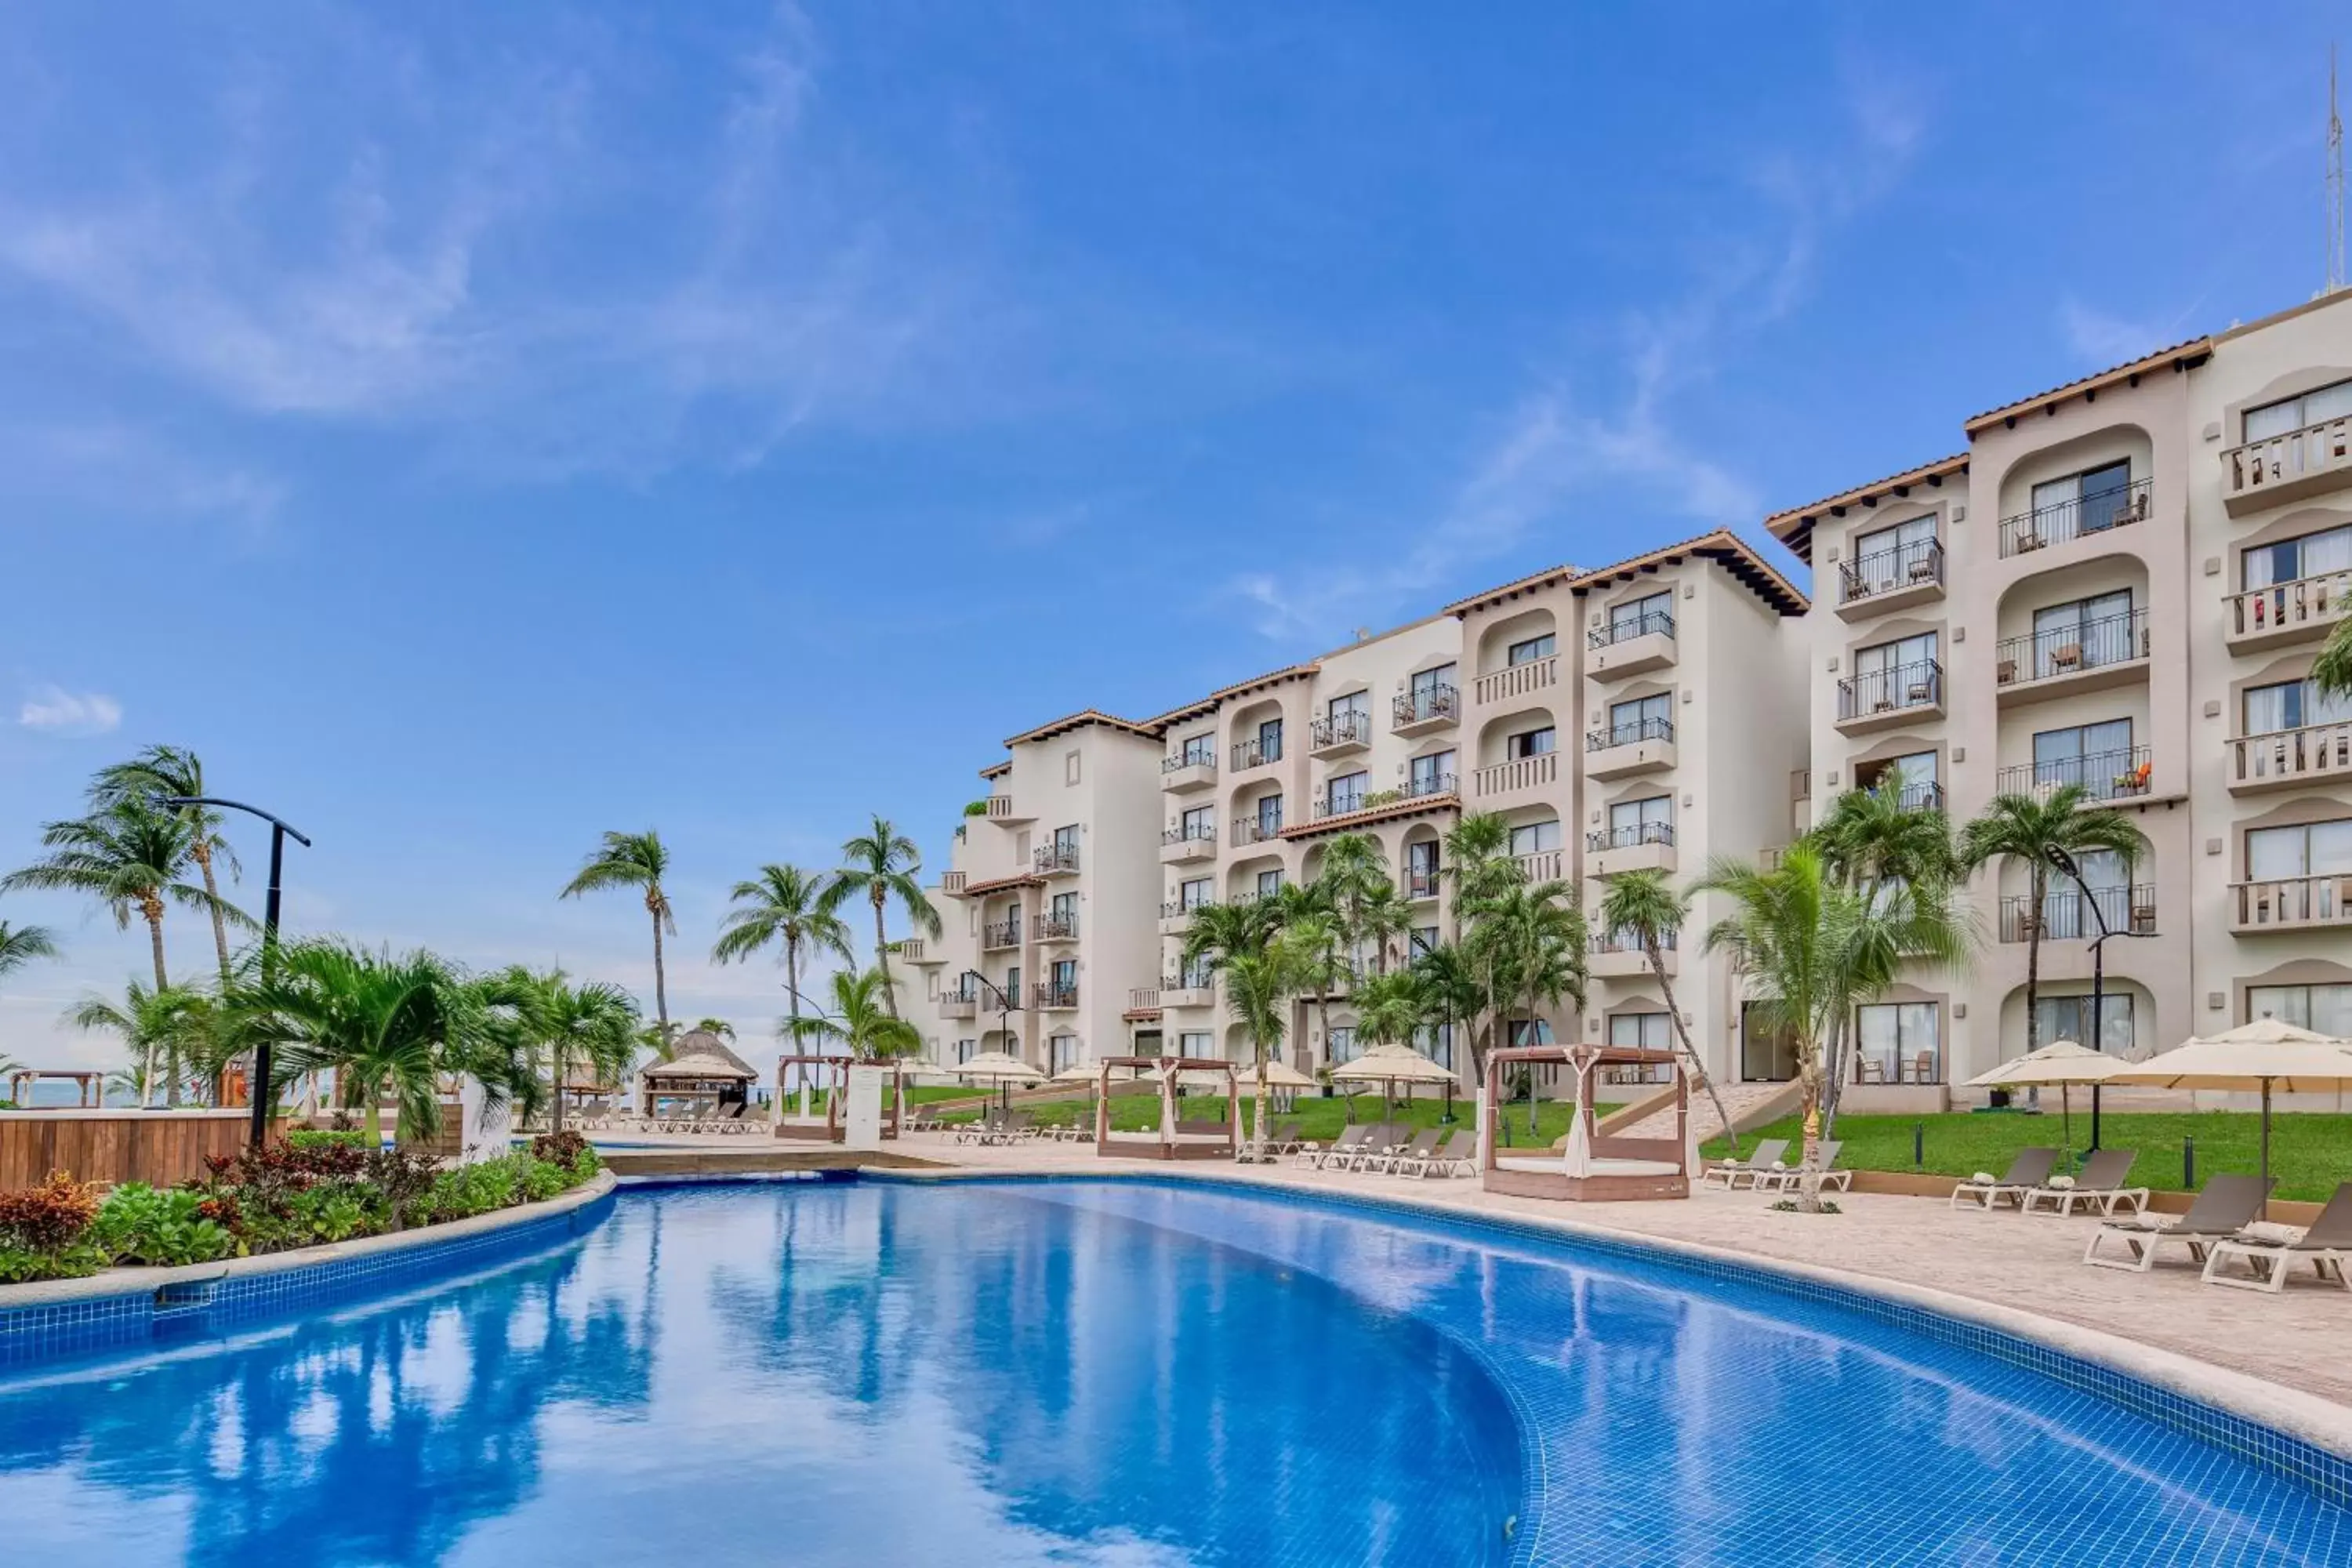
[1768,289,2352,1109]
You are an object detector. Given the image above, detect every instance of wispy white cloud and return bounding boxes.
[19,684,122,736]
[2056,296,2202,369]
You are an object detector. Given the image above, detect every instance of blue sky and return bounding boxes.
[1,2,2343,1071]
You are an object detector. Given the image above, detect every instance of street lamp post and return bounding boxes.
[964,970,1024,1108]
[2048,845,2154,1152]
[157,796,310,1148]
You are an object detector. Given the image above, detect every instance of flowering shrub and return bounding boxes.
[0,1171,105,1282]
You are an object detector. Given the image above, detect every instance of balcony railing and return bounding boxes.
[1587,821,1675,853]
[1034,842,1080,874]
[1592,930,1675,956]
[1232,735,1283,771]
[1232,811,1283,844]
[1127,987,1162,1011]
[941,980,978,1004]
[1406,869,1442,900]
[1032,982,1079,1010]
[1392,686,1457,730]
[1032,911,1079,942]
[1402,771,1456,801]
[981,919,1021,950]
[2233,874,2352,930]
[1839,537,1944,604]
[1163,824,1216,847]
[1316,792,1370,820]
[1473,653,1558,707]
[1162,750,1217,776]
[1837,659,1943,720]
[1994,609,2148,688]
[1588,716,1675,750]
[1310,710,1374,750]
[1589,609,1676,648]
[1473,752,1559,798]
[1998,476,2151,556]
[1162,972,1216,999]
[1994,747,2154,803]
[2223,416,2352,509]
[2230,722,2352,790]
[2230,571,2350,642]
[1998,886,2156,942]
[1160,898,1217,920]
[1513,847,1564,883]
[1853,778,1946,812]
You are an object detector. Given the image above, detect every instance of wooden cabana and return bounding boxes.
[640,1050,755,1124]
[771,1053,918,1142]
[4,1069,104,1109]
[1094,1055,1238,1161]
[1479,1044,1693,1202]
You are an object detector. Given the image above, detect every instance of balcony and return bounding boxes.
[1234,737,1283,774]
[1126,987,1163,1015]
[1586,611,1678,679]
[895,938,945,967]
[1232,813,1283,847]
[1514,847,1565,884]
[1159,898,1213,937]
[980,918,1022,952]
[1160,975,1216,1009]
[2229,722,2352,795]
[1584,716,1677,780]
[1590,930,1673,980]
[1850,778,1946,813]
[1402,771,1457,803]
[1994,610,2149,706]
[1585,821,1677,877]
[1998,477,2151,557]
[1993,748,2152,805]
[941,870,967,895]
[1392,685,1458,737]
[1473,653,1559,708]
[2226,571,2351,653]
[1160,825,1217,865]
[1999,886,2156,943]
[2233,874,2352,932]
[1161,752,1217,793]
[1033,842,1081,877]
[1032,910,1080,945]
[1033,982,1080,1011]
[1472,750,1559,805]
[938,985,977,1022]
[1837,538,1944,620]
[2223,418,2352,516]
[1310,710,1374,757]
[982,794,1034,827]
[1835,659,1944,736]
[1406,869,1442,902]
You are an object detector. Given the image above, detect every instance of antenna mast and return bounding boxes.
[2330,45,2346,293]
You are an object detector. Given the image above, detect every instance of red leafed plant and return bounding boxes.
[0,1171,100,1251]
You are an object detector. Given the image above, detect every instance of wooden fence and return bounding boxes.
[0,1110,285,1191]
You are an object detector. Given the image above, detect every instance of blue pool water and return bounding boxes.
[0,1178,2343,1566]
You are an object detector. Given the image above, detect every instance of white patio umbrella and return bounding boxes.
[1330,1042,1455,1119]
[1965,1040,2130,1161]
[955,1049,1045,1112]
[2107,1020,2352,1206]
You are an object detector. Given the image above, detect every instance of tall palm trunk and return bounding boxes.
[786,939,809,1123]
[871,891,900,1019]
[1251,1043,1269,1150]
[1648,944,1740,1156]
[2023,866,2045,1056]
[192,839,232,985]
[647,895,671,1047]
[550,1040,567,1136]
[1793,1035,1828,1213]
[141,895,170,1108]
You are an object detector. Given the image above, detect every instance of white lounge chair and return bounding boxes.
[2201,1182,2352,1293]
[1755,1140,1853,1193]
[2020,1149,2149,1217]
[2084,1174,2274,1272]
[1703,1138,1788,1190]
[1951,1148,2060,1210]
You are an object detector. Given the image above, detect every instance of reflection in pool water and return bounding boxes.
[0,1178,2344,1566]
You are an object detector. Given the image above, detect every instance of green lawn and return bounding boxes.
[933,1092,1616,1147]
[1702,1111,2352,1203]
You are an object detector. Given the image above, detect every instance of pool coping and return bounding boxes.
[0,1171,616,1323]
[860,1162,2352,1510]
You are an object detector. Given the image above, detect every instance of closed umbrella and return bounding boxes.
[2107,1020,2352,1210]
[1965,1040,2131,1165]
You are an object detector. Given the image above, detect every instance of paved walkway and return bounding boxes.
[898,1132,2352,1414]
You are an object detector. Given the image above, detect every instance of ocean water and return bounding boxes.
[0,1178,2342,1566]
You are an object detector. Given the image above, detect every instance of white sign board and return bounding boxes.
[459,1076,513,1166]
[843,1065,887,1151]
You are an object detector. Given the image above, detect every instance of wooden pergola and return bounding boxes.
[772,1053,919,1142]
[1094,1055,1237,1161]
[1479,1044,1692,1202]
[4,1069,103,1109]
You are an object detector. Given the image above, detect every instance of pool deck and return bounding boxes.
[884,1132,2352,1451]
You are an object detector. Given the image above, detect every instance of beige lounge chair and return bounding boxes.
[2083,1174,2275,1272]
[1397,1129,1478,1178]
[2200,1182,2352,1293]
[1703,1138,1788,1190]
[1363,1127,1443,1174]
[1755,1139,1853,1193]
[1344,1123,1410,1171]
[2020,1149,2149,1217]
[1298,1123,1373,1169]
[1950,1148,2060,1210]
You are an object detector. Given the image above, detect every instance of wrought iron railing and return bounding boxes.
[1994,608,2148,686]
[1392,685,1457,728]
[1311,710,1374,749]
[1994,746,2152,802]
[1588,715,1675,750]
[1586,821,1675,852]
[1998,885,2155,942]
[1837,659,1943,720]
[1839,536,1944,603]
[1589,608,1676,648]
[1999,476,2151,556]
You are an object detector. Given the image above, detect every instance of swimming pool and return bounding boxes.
[0,1177,2343,1565]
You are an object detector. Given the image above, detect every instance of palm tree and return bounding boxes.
[1699,844,1967,1208]
[828,816,940,1020]
[1267,880,1341,1069]
[1441,811,1523,1085]
[92,746,240,985]
[1596,869,1738,1152]
[490,968,641,1135]
[786,967,923,1061]
[1483,879,1586,1132]
[1959,785,2142,1060]
[1347,967,1430,1121]
[241,941,488,1146]
[67,979,216,1110]
[1354,880,1416,976]
[561,831,677,1048]
[1314,830,1387,938]
[1409,942,1482,1076]
[713,863,855,1084]
[691,1018,736,1039]
[1810,782,1962,891]
[1219,932,1316,1151]
[2314,612,2352,699]
[0,920,60,989]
